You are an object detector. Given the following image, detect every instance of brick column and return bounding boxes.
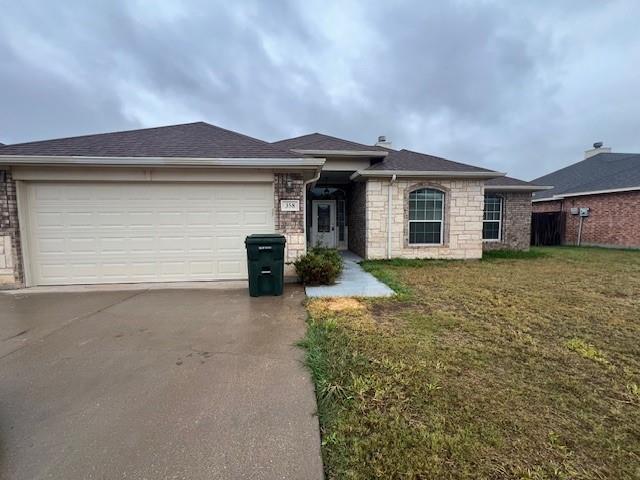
[0,169,24,288]
[274,173,306,275]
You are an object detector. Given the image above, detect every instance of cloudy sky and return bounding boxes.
[1,0,639,179]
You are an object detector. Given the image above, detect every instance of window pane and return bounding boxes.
[483,221,500,240]
[484,196,502,221]
[409,222,442,244]
[317,204,330,232]
[410,189,444,223]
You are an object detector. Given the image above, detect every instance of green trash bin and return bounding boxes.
[245,234,286,297]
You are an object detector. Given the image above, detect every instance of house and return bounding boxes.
[532,143,640,248]
[0,122,545,288]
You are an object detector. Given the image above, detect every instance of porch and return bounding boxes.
[305,170,366,256]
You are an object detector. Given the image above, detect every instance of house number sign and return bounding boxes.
[280,199,300,212]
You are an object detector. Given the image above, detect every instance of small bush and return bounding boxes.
[295,248,343,285]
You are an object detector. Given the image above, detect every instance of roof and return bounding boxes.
[365,149,495,173]
[485,175,550,191]
[0,122,299,159]
[532,153,640,201]
[272,133,388,154]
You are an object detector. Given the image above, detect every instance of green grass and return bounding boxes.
[302,247,640,479]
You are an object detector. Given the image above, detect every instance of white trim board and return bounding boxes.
[533,185,640,201]
[351,170,505,180]
[0,155,325,169]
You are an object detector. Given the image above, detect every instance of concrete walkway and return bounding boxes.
[305,251,394,298]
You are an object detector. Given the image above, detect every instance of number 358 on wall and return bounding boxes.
[280,200,299,212]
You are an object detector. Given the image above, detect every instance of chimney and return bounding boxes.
[375,135,392,149]
[584,141,611,159]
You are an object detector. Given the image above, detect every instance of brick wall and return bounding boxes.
[562,192,640,248]
[532,192,640,248]
[347,181,366,258]
[0,169,23,288]
[532,199,562,213]
[274,173,306,275]
[483,191,532,251]
[365,178,484,259]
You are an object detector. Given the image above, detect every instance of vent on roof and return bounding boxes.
[375,135,392,149]
[584,141,611,159]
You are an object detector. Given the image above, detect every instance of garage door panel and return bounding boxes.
[26,182,274,285]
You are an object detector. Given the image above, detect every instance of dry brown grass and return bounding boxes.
[301,247,640,480]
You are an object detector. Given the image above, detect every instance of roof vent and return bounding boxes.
[375,135,392,149]
[584,141,611,159]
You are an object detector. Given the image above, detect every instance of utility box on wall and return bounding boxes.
[579,207,590,217]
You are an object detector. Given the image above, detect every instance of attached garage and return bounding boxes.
[0,122,323,289]
[20,181,274,286]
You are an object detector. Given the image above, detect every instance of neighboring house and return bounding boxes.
[532,143,640,248]
[0,122,545,288]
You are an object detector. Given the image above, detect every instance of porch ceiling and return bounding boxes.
[315,170,353,186]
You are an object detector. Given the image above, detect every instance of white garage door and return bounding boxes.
[24,182,275,286]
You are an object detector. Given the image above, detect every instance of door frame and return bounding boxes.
[311,200,337,248]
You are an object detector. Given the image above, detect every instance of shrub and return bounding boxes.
[294,248,343,285]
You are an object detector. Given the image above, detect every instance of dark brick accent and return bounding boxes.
[483,191,532,251]
[348,182,366,257]
[0,169,24,288]
[274,173,304,234]
[274,173,305,263]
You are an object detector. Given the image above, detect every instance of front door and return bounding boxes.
[312,200,336,248]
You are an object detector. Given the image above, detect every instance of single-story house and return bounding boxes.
[0,122,545,288]
[532,143,640,248]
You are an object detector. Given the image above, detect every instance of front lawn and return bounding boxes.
[301,247,640,479]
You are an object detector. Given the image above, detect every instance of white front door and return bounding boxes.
[312,200,336,248]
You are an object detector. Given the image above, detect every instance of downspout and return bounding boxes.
[303,167,323,253]
[387,174,397,259]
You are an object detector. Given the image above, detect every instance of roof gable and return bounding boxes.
[272,133,388,153]
[532,153,640,200]
[0,122,299,159]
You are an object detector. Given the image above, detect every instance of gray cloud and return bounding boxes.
[1,0,639,179]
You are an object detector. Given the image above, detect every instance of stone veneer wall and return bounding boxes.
[347,181,366,258]
[0,169,23,288]
[365,178,484,259]
[274,173,306,275]
[483,191,532,251]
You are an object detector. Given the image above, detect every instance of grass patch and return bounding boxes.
[482,247,549,260]
[302,247,640,479]
[566,338,610,366]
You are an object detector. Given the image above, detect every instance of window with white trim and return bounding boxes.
[483,195,502,241]
[408,188,444,244]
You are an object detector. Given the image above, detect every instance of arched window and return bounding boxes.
[408,188,444,244]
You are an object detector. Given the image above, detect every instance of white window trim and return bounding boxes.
[408,189,445,246]
[483,195,503,242]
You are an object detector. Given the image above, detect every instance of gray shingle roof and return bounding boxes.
[0,122,299,158]
[365,149,495,173]
[485,176,530,186]
[272,133,388,153]
[485,176,548,190]
[532,153,640,200]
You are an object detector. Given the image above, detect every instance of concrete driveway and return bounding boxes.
[0,285,323,480]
